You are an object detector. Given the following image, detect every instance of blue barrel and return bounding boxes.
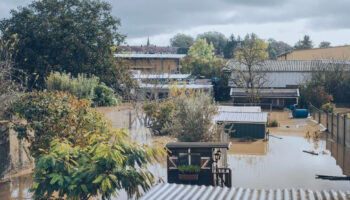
[292,109,308,118]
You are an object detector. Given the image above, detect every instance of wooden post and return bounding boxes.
[318,111,321,124]
[331,113,334,136]
[337,114,340,142]
[326,113,328,131]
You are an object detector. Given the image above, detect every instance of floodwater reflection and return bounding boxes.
[1,108,350,199]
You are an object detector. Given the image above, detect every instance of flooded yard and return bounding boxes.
[1,106,349,199]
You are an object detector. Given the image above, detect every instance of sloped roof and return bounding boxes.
[140,183,350,200]
[214,112,267,123]
[166,142,230,149]
[226,60,350,72]
[118,46,179,54]
[133,73,191,79]
[115,53,186,59]
[218,106,261,113]
[230,88,299,98]
[139,84,212,89]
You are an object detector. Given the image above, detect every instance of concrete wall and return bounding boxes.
[277,46,350,60]
[0,122,33,180]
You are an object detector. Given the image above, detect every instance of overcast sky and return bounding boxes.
[1,0,350,47]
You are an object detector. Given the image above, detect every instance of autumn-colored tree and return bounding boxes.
[300,83,333,108]
[10,91,164,199]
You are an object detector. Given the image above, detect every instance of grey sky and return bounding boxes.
[1,0,350,46]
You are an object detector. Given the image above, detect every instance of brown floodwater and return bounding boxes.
[1,108,349,199]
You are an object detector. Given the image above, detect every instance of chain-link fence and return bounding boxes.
[309,103,350,149]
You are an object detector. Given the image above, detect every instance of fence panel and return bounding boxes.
[346,118,350,148]
[338,115,345,144]
[320,112,327,129]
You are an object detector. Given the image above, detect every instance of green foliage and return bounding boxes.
[299,83,333,108]
[235,33,269,65]
[213,74,231,101]
[197,31,227,55]
[10,91,164,199]
[267,38,292,60]
[46,71,98,101]
[163,91,218,142]
[181,57,225,78]
[143,101,175,135]
[294,35,313,50]
[0,0,127,89]
[170,33,194,48]
[187,38,215,60]
[319,41,331,48]
[321,103,335,113]
[223,34,242,59]
[267,119,279,127]
[178,165,201,174]
[93,82,119,107]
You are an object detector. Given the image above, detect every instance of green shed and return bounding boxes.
[214,112,267,139]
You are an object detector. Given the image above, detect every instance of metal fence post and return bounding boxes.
[326,113,329,131]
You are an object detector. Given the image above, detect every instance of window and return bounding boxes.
[178,153,188,165]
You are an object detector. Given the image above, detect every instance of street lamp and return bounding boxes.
[214,149,222,186]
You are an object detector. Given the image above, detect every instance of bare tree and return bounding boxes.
[232,34,269,103]
[0,35,26,120]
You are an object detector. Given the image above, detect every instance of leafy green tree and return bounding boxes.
[163,91,218,142]
[319,41,331,48]
[299,83,333,108]
[294,35,313,50]
[266,38,292,59]
[181,38,225,78]
[143,101,175,135]
[187,38,215,60]
[198,31,227,55]
[234,33,269,103]
[93,82,119,106]
[170,33,194,54]
[10,91,164,199]
[0,0,127,89]
[223,34,242,59]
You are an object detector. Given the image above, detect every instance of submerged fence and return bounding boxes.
[309,104,350,149]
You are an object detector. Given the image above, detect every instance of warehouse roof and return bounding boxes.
[138,84,212,89]
[218,106,261,113]
[166,142,230,149]
[133,73,191,79]
[214,112,268,123]
[115,53,186,59]
[230,88,299,98]
[226,60,350,72]
[140,183,350,200]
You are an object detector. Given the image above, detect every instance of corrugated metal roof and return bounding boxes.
[138,84,213,89]
[166,142,230,149]
[140,183,350,200]
[133,73,191,79]
[226,60,350,72]
[218,106,261,113]
[115,53,186,59]
[214,112,268,123]
[230,88,299,98]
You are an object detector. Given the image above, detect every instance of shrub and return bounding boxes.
[178,165,201,174]
[321,103,335,113]
[93,82,119,106]
[10,91,164,199]
[143,101,175,135]
[163,91,218,142]
[267,119,279,127]
[46,71,98,101]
